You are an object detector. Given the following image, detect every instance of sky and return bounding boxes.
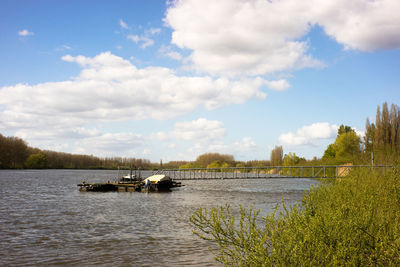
[1,0,400,162]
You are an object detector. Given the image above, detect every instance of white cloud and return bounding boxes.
[150,118,229,156]
[152,119,262,159]
[166,51,183,60]
[309,0,400,51]
[279,122,338,146]
[142,149,152,155]
[167,143,176,149]
[15,127,100,141]
[148,28,161,35]
[165,0,321,76]
[232,137,257,152]
[265,79,290,91]
[127,27,160,49]
[149,132,170,141]
[159,45,183,60]
[172,118,226,143]
[0,52,266,144]
[127,34,154,48]
[18,29,34,36]
[119,19,130,29]
[165,0,400,77]
[75,132,145,156]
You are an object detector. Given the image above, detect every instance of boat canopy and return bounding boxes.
[143,175,171,184]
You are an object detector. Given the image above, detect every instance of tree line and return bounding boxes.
[1,102,398,169]
[0,133,151,169]
[277,102,400,167]
[364,102,400,163]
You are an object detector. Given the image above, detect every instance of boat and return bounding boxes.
[141,174,179,192]
[119,174,139,183]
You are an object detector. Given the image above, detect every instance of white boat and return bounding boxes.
[119,173,138,183]
[142,174,179,192]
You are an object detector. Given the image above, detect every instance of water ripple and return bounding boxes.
[0,170,318,266]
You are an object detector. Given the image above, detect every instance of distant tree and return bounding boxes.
[270,145,283,166]
[207,161,222,169]
[322,144,336,160]
[221,162,231,168]
[283,153,304,166]
[0,133,10,168]
[364,102,400,164]
[236,162,245,168]
[375,105,383,147]
[390,103,399,151]
[25,152,48,169]
[382,102,390,145]
[179,163,195,169]
[0,134,29,168]
[333,131,361,161]
[195,153,234,168]
[364,118,375,153]
[337,125,354,136]
[322,124,362,163]
[245,160,270,167]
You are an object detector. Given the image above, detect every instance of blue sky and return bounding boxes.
[1,0,399,162]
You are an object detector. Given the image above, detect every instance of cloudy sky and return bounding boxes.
[1,0,399,162]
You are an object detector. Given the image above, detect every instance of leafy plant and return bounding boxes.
[190,168,400,266]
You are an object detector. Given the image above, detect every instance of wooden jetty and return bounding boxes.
[77,174,183,192]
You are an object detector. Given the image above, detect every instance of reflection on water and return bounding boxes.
[0,170,319,266]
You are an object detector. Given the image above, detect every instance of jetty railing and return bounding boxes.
[149,165,392,180]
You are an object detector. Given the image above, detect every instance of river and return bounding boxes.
[0,169,319,266]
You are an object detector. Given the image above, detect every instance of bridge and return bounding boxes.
[146,165,391,180]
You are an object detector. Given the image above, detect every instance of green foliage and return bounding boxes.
[334,131,361,161]
[0,133,30,169]
[179,162,195,169]
[0,132,153,169]
[25,152,48,169]
[207,160,222,169]
[366,102,400,164]
[190,168,400,266]
[322,143,336,160]
[283,152,304,166]
[190,205,268,266]
[221,162,231,168]
[195,153,235,168]
[322,125,362,164]
[337,124,354,136]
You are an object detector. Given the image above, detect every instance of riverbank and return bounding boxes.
[191,167,400,265]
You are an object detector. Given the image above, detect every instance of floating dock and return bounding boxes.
[77,174,183,192]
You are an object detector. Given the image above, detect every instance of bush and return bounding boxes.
[25,152,48,169]
[190,167,400,266]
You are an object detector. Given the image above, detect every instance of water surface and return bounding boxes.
[0,170,319,266]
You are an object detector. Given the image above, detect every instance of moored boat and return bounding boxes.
[78,174,182,192]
